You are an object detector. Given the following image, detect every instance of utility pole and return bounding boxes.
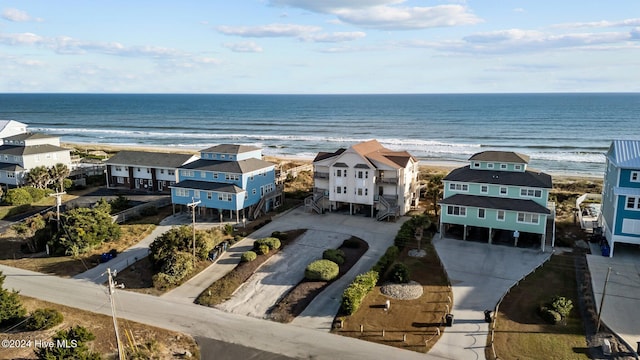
[596,266,612,332]
[187,199,201,266]
[106,268,125,359]
[49,191,66,231]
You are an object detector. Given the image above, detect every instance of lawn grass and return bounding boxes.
[490,253,589,360]
[333,240,452,353]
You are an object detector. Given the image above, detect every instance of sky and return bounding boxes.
[1,1,639,94]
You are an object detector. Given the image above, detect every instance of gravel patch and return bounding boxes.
[380,281,423,300]
[408,249,426,258]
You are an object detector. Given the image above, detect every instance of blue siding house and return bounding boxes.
[439,151,553,251]
[600,140,640,257]
[170,144,281,222]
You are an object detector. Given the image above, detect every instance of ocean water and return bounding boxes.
[1,93,639,176]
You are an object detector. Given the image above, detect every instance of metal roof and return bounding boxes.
[440,193,551,214]
[444,165,552,188]
[608,140,640,169]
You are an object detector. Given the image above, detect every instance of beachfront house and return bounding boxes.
[170,144,282,222]
[0,120,28,139]
[600,140,640,257]
[439,151,554,251]
[105,150,198,193]
[0,133,72,188]
[307,139,419,220]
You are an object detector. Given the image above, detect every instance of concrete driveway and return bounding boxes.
[587,243,640,351]
[430,236,551,360]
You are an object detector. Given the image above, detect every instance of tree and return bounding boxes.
[12,214,47,253]
[49,163,70,192]
[49,207,121,255]
[26,166,52,189]
[425,174,444,216]
[0,271,26,326]
[3,187,33,206]
[34,325,102,360]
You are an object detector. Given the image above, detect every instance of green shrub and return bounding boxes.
[0,272,26,326]
[223,224,234,236]
[24,187,50,203]
[323,249,345,265]
[372,246,399,279]
[539,306,562,324]
[254,237,281,251]
[241,251,257,262]
[389,263,410,283]
[341,271,379,315]
[34,325,101,359]
[551,296,573,318]
[25,308,64,330]
[232,234,244,244]
[4,188,33,206]
[256,244,270,255]
[305,259,339,281]
[152,251,194,289]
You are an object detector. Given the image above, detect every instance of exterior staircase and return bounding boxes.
[377,195,399,221]
[253,196,266,219]
[305,193,325,214]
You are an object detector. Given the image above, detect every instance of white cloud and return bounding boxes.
[2,8,42,22]
[300,31,365,42]
[269,0,403,13]
[0,32,44,45]
[513,8,525,13]
[554,18,640,29]
[216,23,321,37]
[334,4,482,30]
[223,41,264,53]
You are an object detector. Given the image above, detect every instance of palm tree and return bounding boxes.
[49,163,70,192]
[425,174,444,216]
[26,166,52,189]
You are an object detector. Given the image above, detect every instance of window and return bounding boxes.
[221,154,226,159]
[487,163,494,169]
[201,171,206,178]
[213,172,218,179]
[500,164,507,170]
[344,170,347,177]
[343,186,346,194]
[225,173,239,181]
[175,188,189,197]
[218,193,232,202]
[160,169,165,174]
[515,165,522,170]
[365,171,368,179]
[365,188,368,196]
[7,172,14,178]
[520,188,542,198]
[336,169,342,177]
[480,185,488,194]
[207,192,212,200]
[478,208,485,219]
[447,205,466,216]
[626,196,640,210]
[181,170,194,177]
[632,171,640,182]
[499,187,508,196]
[497,210,505,221]
[449,183,468,191]
[358,171,364,179]
[117,177,124,184]
[252,189,256,195]
[473,162,480,168]
[517,212,540,224]
[357,188,363,196]
[336,187,342,194]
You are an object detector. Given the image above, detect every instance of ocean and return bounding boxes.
[1,93,639,177]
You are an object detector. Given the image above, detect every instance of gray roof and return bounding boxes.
[201,144,260,154]
[469,151,530,164]
[0,162,24,171]
[313,149,346,162]
[440,193,551,214]
[607,140,640,169]
[3,133,57,142]
[0,144,69,156]
[170,180,244,193]
[180,158,274,173]
[333,162,348,168]
[444,166,552,188]
[105,150,194,168]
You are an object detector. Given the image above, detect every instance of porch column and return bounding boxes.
[371,205,374,218]
[236,210,239,223]
[172,203,176,216]
[541,234,545,252]
[219,209,223,223]
[439,222,444,239]
[609,241,615,258]
[463,225,467,241]
[349,203,353,215]
[488,227,492,244]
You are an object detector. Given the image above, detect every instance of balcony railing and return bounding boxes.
[314,172,330,179]
[376,177,398,185]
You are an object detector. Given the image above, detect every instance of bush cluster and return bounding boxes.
[25,308,64,331]
[4,188,33,206]
[388,263,411,283]
[256,244,270,255]
[241,251,257,262]
[152,251,194,289]
[322,249,345,265]
[0,272,26,326]
[305,259,339,281]
[538,295,573,325]
[394,215,430,249]
[253,237,281,251]
[341,271,379,315]
[371,246,399,279]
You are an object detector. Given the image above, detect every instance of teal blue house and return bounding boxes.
[439,151,553,250]
[170,145,281,222]
[600,140,640,257]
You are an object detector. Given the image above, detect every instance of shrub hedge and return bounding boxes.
[371,246,399,280]
[241,251,257,262]
[256,244,270,255]
[322,249,345,265]
[341,271,379,315]
[25,308,63,331]
[389,263,411,283]
[254,237,281,251]
[305,259,339,281]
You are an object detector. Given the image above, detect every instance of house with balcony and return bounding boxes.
[170,144,282,222]
[600,140,640,257]
[307,139,419,221]
[0,133,72,188]
[105,150,198,192]
[439,151,553,251]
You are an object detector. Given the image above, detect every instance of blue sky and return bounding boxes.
[1,1,639,93]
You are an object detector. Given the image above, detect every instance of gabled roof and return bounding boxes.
[201,144,260,154]
[180,158,274,173]
[3,133,57,142]
[352,140,416,169]
[169,180,244,193]
[313,149,346,162]
[105,150,195,168]
[0,144,69,156]
[0,162,24,172]
[469,151,530,164]
[444,165,552,188]
[607,140,640,169]
[440,193,551,214]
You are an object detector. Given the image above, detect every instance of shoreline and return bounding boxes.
[64,141,604,182]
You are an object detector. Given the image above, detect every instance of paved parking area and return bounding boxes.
[430,236,551,360]
[587,243,640,350]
